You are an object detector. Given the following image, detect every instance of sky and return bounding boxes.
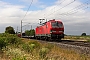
[0,0,90,35]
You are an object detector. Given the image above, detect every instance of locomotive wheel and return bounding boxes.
[36,37,38,40]
[47,37,52,41]
[45,37,48,41]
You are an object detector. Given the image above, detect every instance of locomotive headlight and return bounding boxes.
[52,31,56,32]
[50,30,56,33]
[50,30,52,33]
[59,31,64,33]
[59,31,62,32]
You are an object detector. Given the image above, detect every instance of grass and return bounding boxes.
[22,39,90,60]
[0,34,90,60]
[48,46,90,60]
[63,35,90,42]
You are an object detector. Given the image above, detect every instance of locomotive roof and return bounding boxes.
[48,19,55,22]
[36,19,62,28]
[48,19,62,22]
[43,20,62,24]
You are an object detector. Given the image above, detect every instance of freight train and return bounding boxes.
[35,19,64,40]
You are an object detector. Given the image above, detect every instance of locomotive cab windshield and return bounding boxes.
[51,21,63,28]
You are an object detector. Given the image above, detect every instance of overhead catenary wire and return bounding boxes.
[43,0,66,17]
[50,0,89,20]
[21,0,33,21]
[59,0,90,15]
[56,5,90,19]
[20,0,33,38]
[22,0,76,20]
[56,6,89,19]
[66,5,89,15]
[56,6,90,20]
[45,0,90,20]
[20,0,90,21]
[44,0,76,18]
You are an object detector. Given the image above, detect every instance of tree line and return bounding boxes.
[5,26,35,36]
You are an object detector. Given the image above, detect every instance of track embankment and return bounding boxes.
[35,39,90,55]
[24,37,90,55]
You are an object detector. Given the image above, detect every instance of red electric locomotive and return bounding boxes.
[35,19,64,40]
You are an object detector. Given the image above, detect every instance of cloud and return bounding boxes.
[0,1,25,22]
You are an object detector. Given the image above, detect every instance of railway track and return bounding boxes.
[49,40,90,55]
[24,37,90,55]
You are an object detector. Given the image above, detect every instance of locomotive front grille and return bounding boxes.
[51,34,64,39]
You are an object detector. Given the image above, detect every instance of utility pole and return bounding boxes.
[31,25,32,30]
[21,20,22,38]
[21,20,32,38]
[17,26,18,35]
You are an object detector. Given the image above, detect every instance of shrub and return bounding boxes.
[0,37,8,50]
[6,47,27,60]
[28,41,40,48]
[29,43,36,52]
[12,56,26,60]
[0,33,21,50]
[45,43,54,49]
[5,26,15,34]
[1,33,21,44]
[39,47,49,58]
[22,42,39,53]
[6,37,21,45]
[81,33,86,36]
[22,44,31,53]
